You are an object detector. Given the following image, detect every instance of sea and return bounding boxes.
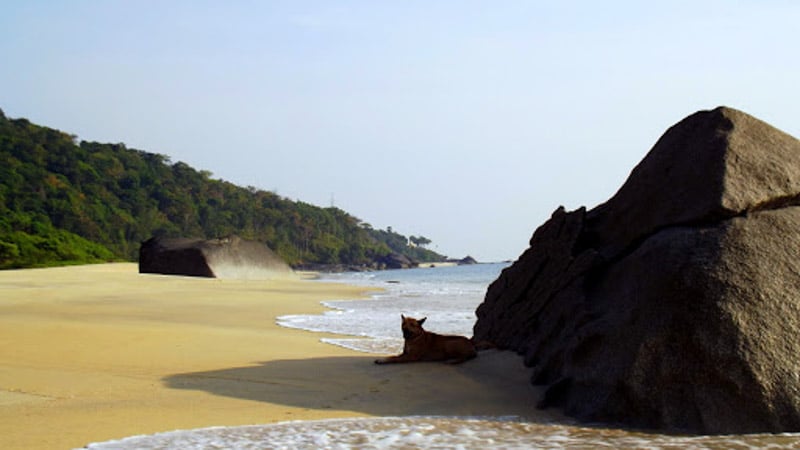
[84,263,800,449]
[278,262,502,355]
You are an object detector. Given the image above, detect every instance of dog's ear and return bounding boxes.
[418,317,427,326]
[401,314,406,321]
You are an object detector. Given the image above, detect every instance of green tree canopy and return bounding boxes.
[0,110,446,269]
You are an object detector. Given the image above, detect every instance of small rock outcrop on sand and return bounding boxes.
[139,235,293,279]
[473,107,800,434]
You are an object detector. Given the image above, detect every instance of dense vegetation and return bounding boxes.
[0,108,446,269]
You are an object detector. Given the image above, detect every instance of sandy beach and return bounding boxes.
[0,263,546,449]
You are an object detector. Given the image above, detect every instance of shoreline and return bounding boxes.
[0,263,549,449]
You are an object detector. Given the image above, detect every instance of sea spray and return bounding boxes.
[83,416,800,449]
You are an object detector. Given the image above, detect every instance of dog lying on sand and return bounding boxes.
[374,315,477,365]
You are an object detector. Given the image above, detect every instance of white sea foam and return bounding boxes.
[277,264,505,354]
[82,416,800,449]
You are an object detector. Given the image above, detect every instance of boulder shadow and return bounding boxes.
[163,350,558,421]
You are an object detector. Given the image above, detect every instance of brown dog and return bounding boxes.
[374,315,477,364]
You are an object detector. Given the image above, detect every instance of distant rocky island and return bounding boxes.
[474,107,800,434]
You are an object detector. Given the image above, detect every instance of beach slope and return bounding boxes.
[0,264,542,449]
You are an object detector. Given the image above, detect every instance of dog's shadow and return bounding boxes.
[163,350,556,420]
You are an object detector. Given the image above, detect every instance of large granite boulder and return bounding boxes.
[139,235,293,279]
[474,107,800,434]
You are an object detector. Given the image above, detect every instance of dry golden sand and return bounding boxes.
[0,263,547,449]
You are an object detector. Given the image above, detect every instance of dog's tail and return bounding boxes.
[470,337,496,351]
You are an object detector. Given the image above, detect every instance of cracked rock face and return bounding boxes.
[473,107,800,434]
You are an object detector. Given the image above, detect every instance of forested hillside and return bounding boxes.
[0,109,445,269]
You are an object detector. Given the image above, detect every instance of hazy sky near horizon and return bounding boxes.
[2,1,800,261]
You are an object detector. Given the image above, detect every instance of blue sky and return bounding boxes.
[2,1,800,261]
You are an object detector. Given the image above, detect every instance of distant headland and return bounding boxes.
[0,109,463,271]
